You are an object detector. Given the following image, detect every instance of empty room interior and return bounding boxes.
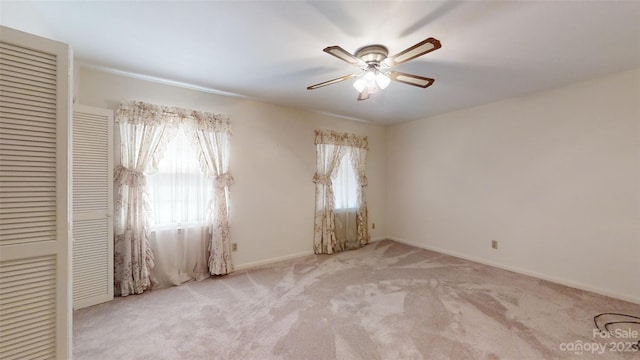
[0,1,639,359]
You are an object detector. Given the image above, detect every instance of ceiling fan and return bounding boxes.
[307,37,441,101]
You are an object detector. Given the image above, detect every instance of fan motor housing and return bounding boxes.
[355,45,388,64]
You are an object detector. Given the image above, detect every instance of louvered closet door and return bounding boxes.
[0,26,72,360]
[72,105,113,309]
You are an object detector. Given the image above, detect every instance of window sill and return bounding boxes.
[334,207,357,213]
[150,222,208,232]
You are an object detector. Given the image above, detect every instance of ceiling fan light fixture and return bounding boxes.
[353,70,375,92]
[353,76,366,92]
[353,69,389,93]
[375,72,391,89]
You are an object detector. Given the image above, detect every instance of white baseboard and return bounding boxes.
[234,250,315,271]
[234,237,387,271]
[387,237,640,305]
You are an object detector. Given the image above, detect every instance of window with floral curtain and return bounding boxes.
[114,100,233,295]
[313,129,369,254]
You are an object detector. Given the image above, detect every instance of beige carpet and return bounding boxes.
[73,240,640,359]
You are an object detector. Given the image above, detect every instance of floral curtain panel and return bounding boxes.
[114,100,233,296]
[313,129,369,254]
[185,121,234,275]
[313,142,345,254]
[349,145,369,247]
[113,113,177,296]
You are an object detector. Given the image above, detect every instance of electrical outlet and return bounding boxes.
[491,240,498,250]
[372,223,376,230]
[232,243,238,252]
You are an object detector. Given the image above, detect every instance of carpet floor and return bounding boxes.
[73,240,640,359]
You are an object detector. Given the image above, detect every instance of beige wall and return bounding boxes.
[77,67,387,269]
[79,65,639,303]
[387,68,640,303]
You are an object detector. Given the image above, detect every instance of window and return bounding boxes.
[147,130,212,229]
[313,129,369,254]
[333,151,358,210]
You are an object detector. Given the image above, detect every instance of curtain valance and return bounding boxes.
[116,100,231,134]
[314,129,368,150]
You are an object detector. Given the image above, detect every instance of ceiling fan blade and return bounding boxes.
[387,71,435,88]
[383,37,441,67]
[357,91,370,101]
[307,74,358,90]
[323,46,366,67]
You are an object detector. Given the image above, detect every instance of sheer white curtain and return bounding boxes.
[313,129,369,254]
[333,151,358,210]
[147,130,212,288]
[333,151,359,249]
[148,130,211,227]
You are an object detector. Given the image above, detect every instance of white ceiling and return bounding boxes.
[2,1,640,124]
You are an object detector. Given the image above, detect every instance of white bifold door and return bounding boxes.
[0,26,72,359]
[72,105,113,309]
